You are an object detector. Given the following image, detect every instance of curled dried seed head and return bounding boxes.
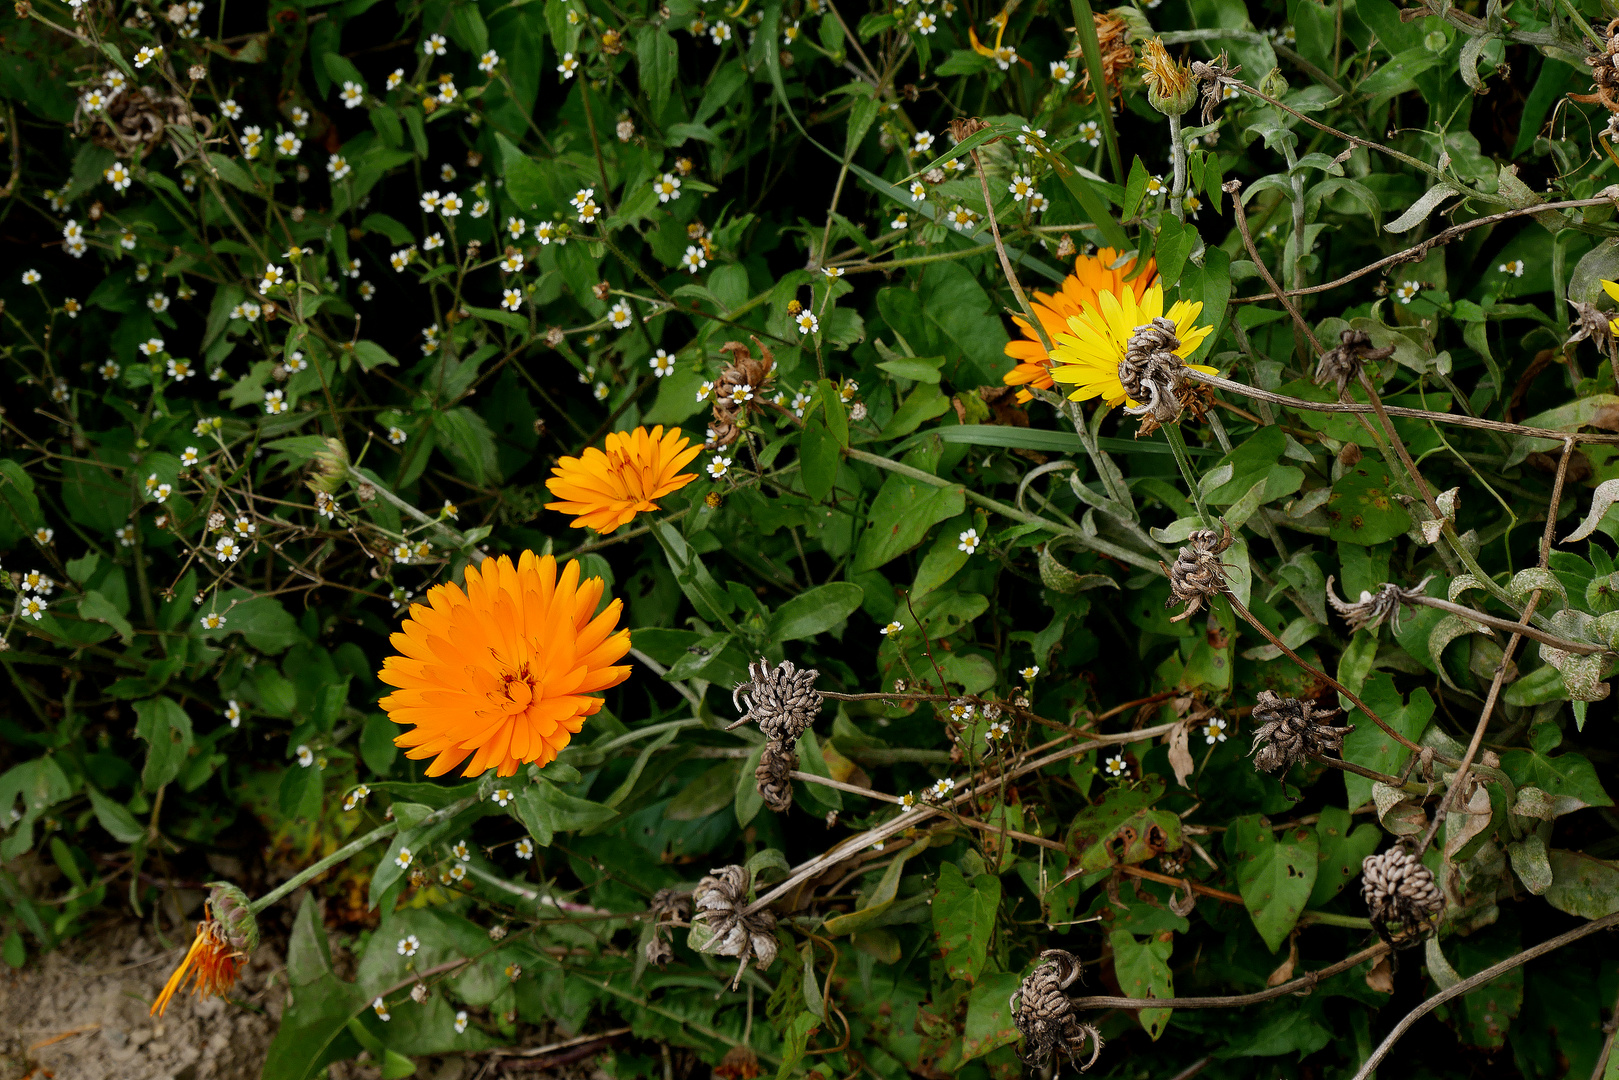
[1162,522,1234,623]
[1013,950,1103,1072]
[1189,51,1242,125]
[948,116,990,144]
[1248,690,1354,774]
[1314,329,1397,399]
[1568,299,1615,354]
[648,887,691,921]
[1362,845,1445,946]
[728,659,823,744]
[691,866,779,988]
[755,741,798,814]
[1325,575,1434,634]
[643,935,674,968]
[1118,317,1190,430]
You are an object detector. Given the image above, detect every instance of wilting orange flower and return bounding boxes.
[1003,249,1157,402]
[545,425,701,533]
[378,552,632,778]
[151,907,248,1016]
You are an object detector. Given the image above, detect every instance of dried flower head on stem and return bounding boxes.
[1325,575,1434,634]
[1162,522,1234,623]
[1249,691,1354,774]
[1013,950,1103,1072]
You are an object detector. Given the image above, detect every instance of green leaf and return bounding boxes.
[350,340,398,371]
[853,472,965,573]
[513,778,618,839]
[1500,741,1613,816]
[775,1012,820,1080]
[800,417,841,502]
[78,591,134,644]
[1545,850,1619,919]
[207,152,258,192]
[87,786,144,844]
[766,582,864,641]
[1308,805,1380,907]
[1111,929,1174,1037]
[666,760,741,820]
[1328,460,1413,545]
[961,971,1024,1060]
[1340,673,1434,809]
[653,522,735,625]
[1043,148,1130,250]
[433,407,501,486]
[823,838,924,936]
[932,861,1000,984]
[1224,815,1318,952]
[133,697,194,793]
[636,28,679,120]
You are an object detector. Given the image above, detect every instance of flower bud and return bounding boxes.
[207,881,260,953]
[1139,39,1197,116]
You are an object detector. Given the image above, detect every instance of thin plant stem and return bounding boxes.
[1163,424,1213,526]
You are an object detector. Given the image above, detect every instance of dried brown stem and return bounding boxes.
[1233,198,1619,305]
[1417,437,1578,856]
[1351,912,1619,1080]
[1402,593,1606,656]
[1181,369,1619,445]
[1224,592,1460,766]
[1069,942,1390,1011]
[1223,179,1322,354]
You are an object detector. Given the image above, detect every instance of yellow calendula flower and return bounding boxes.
[1048,283,1215,410]
[1602,280,1619,334]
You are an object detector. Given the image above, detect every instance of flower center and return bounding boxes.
[496,663,538,712]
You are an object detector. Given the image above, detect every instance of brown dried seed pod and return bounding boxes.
[1248,691,1354,774]
[82,86,214,160]
[1314,328,1397,399]
[729,659,822,744]
[643,934,674,968]
[1189,51,1242,126]
[755,741,798,814]
[1161,522,1234,623]
[1013,950,1103,1072]
[1117,317,1188,428]
[691,866,779,988]
[1362,845,1445,946]
[1325,575,1433,634]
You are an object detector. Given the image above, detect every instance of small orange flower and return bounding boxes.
[150,894,253,1016]
[378,552,632,778]
[545,425,701,533]
[1003,249,1157,402]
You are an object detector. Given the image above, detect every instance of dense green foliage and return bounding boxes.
[5,0,1619,1077]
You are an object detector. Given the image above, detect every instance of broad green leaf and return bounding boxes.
[852,472,965,573]
[133,697,194,793]
[1110,929,1174,1037]
[1308,805,1380,907]
[1327,461,1412,545]
[932,861,1000,984]
[666,760,741,820]
[1341,673,1433,809]
[87,786,143,844]
[1544,849,1619,919]
[1224,815,1318,952]
[961,971,1024,1060]
[766,582,864,641]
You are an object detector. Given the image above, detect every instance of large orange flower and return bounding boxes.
[378,552,632,778]
[546,425,701,533]
[1003,249,1157,402]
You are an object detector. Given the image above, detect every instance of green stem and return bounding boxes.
[844,446,1162,572]
[249,821,397,914]
[1163,424,1213,526]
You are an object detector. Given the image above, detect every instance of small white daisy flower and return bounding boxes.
[395,847,414,869]
[795,311,819,335]
[493,788,514,807]
[296,744,314,767]
[1050,59,1074,84]
[397,934,421,956]
[881,620,904,636]
[515,838,534,859]
[706,454,732,478]
[957,528,980,553]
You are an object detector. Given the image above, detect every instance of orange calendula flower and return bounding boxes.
[151,883,257,1016]
[378,551,632,778]
[545,425,701,533]
[1003,249,1157,403]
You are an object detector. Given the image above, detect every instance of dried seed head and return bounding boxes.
[755,741,798,814]
[728,659,822,744]
[1314,329,1396,399]
[691,866,779,988]
[1362,845,1445,945]
[1189,51,1242,125]
[1325,575,1433,634]
[1568,299,1615,355]
[643,935,674,968]
[1162,522,1234,623]
[1118,317,1206,433]
[649,887,692,922]
[1014,950,1103,1072]
[545,326,565,348]
[948,116,989,144]
[488,924,508,941]
[1248,691,1353,774]
[1056,233,1077,259]
[410,981,430,1003]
